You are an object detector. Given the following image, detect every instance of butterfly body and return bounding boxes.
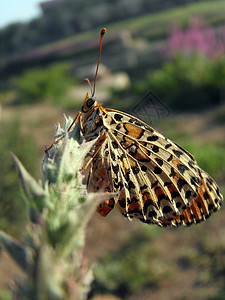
[79,93,223,227]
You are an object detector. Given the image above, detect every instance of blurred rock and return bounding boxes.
[69,65,130,103]
[75,64,111,82]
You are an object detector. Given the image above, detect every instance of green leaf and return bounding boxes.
[11,152,48,213]
[0,231,33,272]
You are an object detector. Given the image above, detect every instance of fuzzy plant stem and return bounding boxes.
[0,116,110,300]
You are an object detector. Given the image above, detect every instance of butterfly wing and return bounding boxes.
[92,109,222,226]
[159,168,223,226]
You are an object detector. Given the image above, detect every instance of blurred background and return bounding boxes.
[0,0,225,299]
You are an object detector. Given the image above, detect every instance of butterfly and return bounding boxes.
[47,28,223,227]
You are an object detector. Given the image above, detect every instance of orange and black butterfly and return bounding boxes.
[47,28,223,227]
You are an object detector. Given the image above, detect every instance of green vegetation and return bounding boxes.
[148,55,225,110]
[0,121,39,236]
[0,290,12,300]
[182,142,225,181]
[110,0,225,39]
[113,54,225,112]
[11,63,74,105]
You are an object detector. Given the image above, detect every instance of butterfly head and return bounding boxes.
[81,93,98,113]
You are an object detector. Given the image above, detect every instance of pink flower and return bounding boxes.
[167,17,225,60]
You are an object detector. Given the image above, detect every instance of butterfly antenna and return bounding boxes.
[92,28,106,97]
[84,77,93,95]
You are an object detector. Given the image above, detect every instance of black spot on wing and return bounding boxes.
[112,164,119,175]
[165,143,172,149]
[162,206,172,214]
[191,176,201,186]
[141,165,147,172]
[118,198,126,208]
[111,152,116,161]
[169,167,176,178]
[128,180,135,190]
[171,191,180,199]
[173,150,183,158]
[154,167,162,174]
[167,154,173,162]
[176,201,182,208]
[137,129,145,139]
[216,187,221,197]
[116,124,121,130]
[208,203,214,211]
[177,178,187,191]
[188,160,195,169]
[114,114,124,122]
[203,191,209,200]
[151,180,158,189]
[112,141,119,149]
[157,194,170,202]
[185,190,192,199]
[114,182,123,190]
[147,135,159,141]
[177,163,188,175]
[140,184,148,191]
[148,210,157,217]
[152,145,159,153]
[132,165,140,174]
[155,158,163,166]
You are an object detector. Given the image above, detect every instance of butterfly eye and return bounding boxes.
[86,98,95,108]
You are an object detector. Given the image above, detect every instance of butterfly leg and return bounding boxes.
[86,164,93,189]
[67,111,82,132]
[45,111,82,152]
[81,134,107,171]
